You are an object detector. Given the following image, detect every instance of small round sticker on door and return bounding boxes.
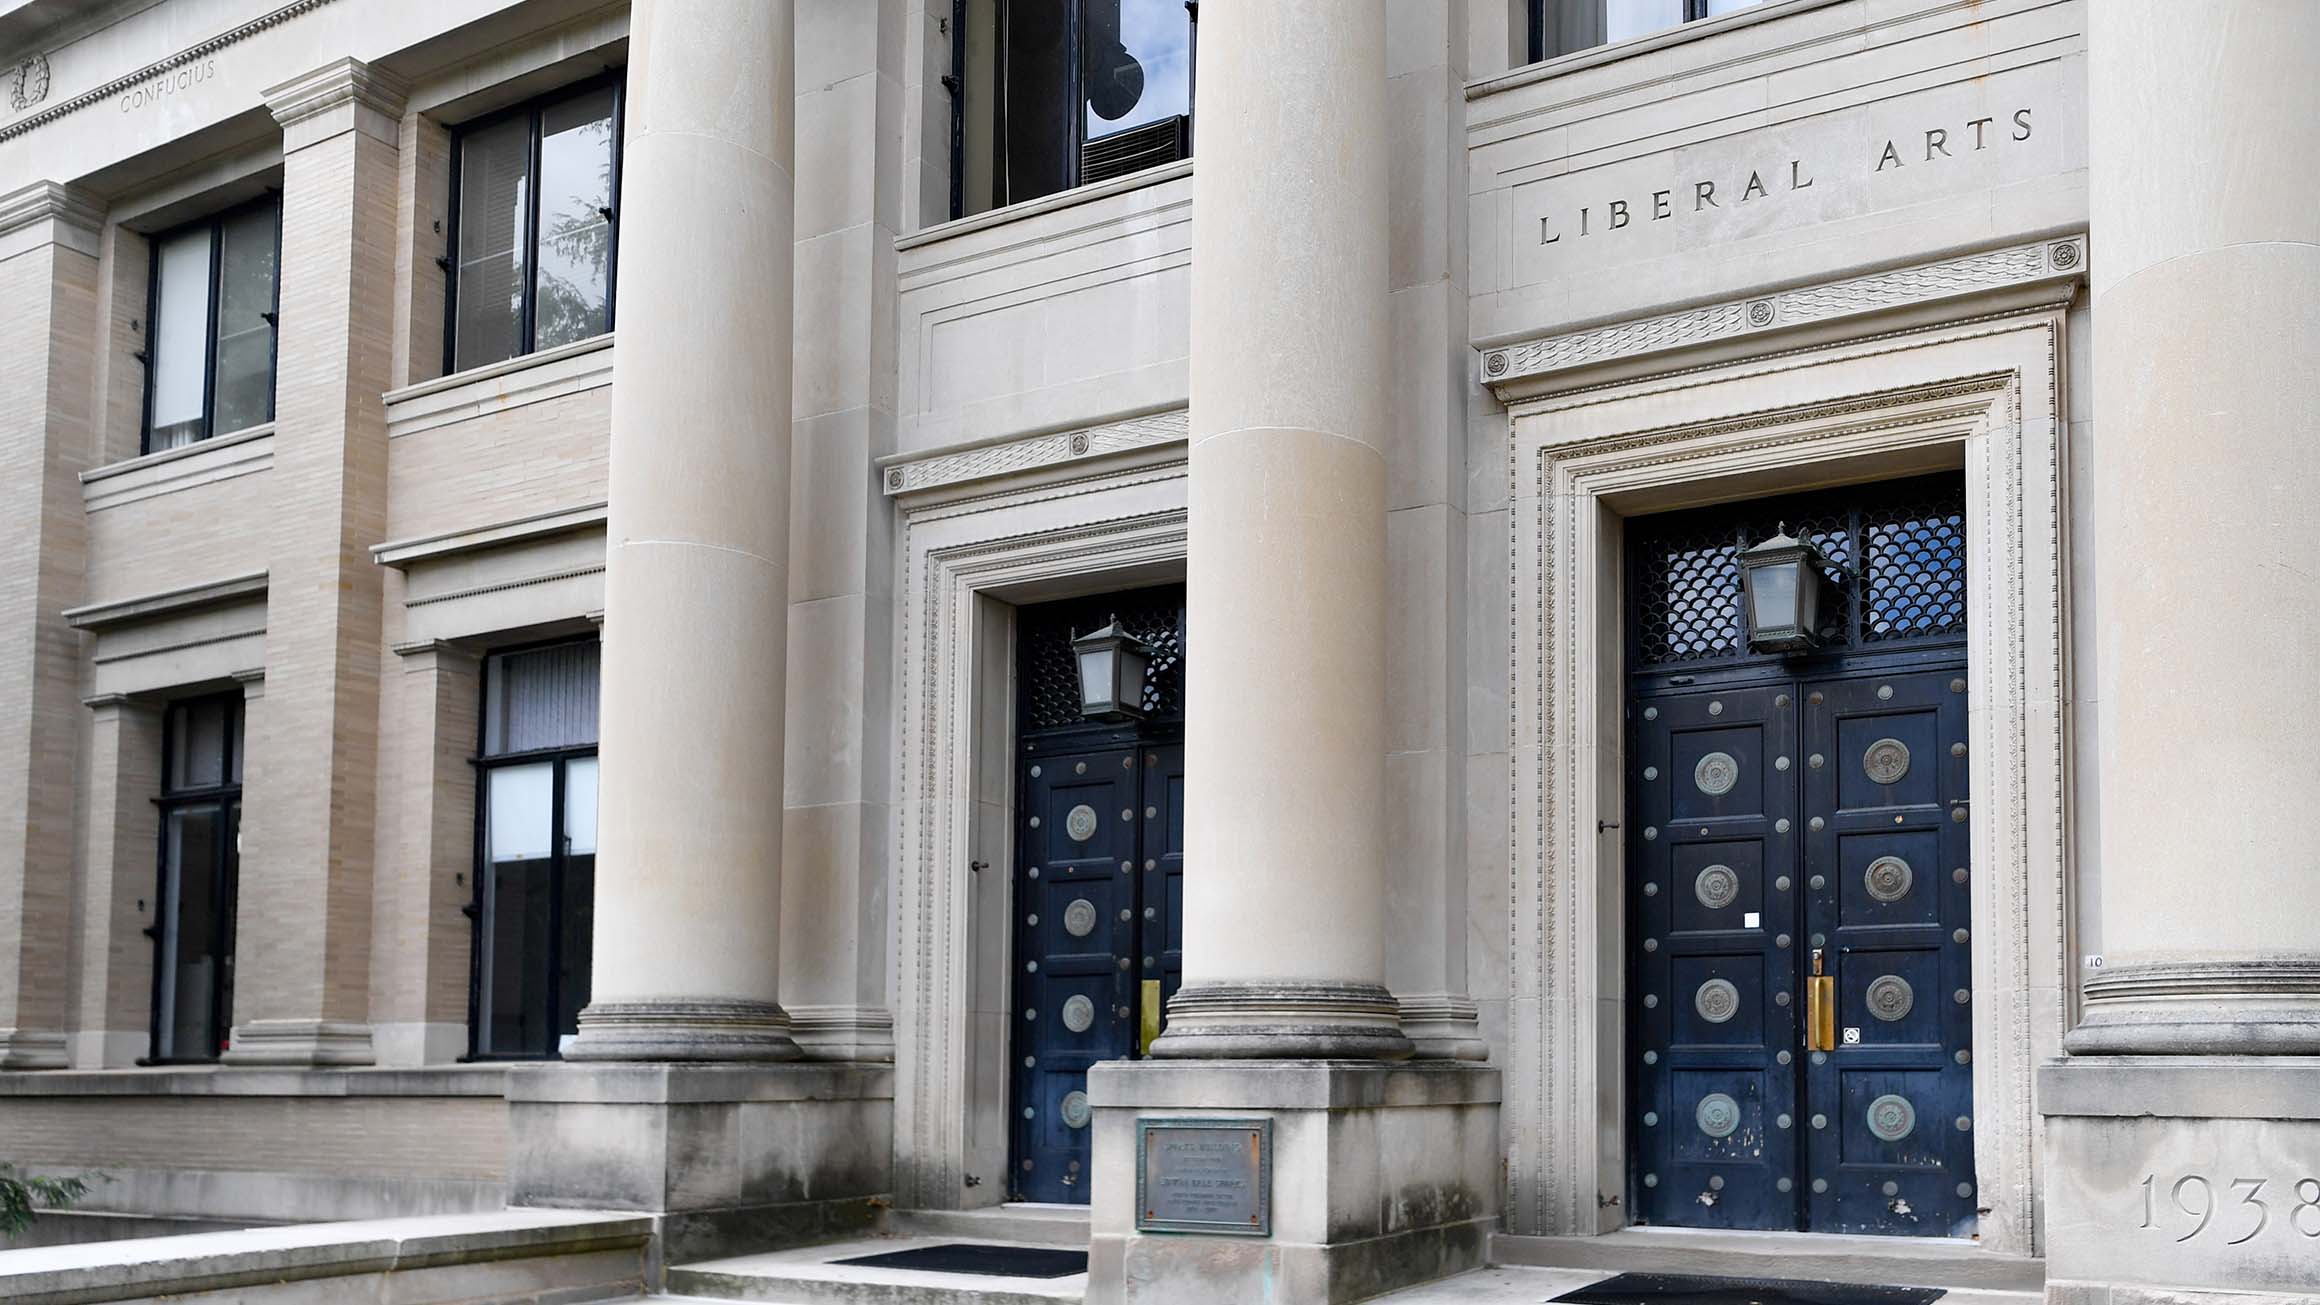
[1064,804,1099,842]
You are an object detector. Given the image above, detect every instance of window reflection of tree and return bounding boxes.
[534,120,613,350]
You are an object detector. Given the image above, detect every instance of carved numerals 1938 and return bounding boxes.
[2139,1173,2320,1245]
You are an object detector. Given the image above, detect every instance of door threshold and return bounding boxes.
[1491,1227,2042,1295]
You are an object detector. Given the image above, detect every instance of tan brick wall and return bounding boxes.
[0,212,99,1063]
[81,468,276,606]
[231,107,402,1053]
[369,645,480,1033]
[0,1093,507,1179]
[71,699,164,1063]
[385,387,611,540]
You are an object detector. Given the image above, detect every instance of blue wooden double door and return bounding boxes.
[1009,741,1184,1203]
[1627,663,1977,1236]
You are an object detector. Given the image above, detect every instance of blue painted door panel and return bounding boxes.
[1009,743,1179,1203]
[1629,665,1975,1236]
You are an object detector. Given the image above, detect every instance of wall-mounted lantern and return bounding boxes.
[1739,525,1841,654]
[1072,617,1153,722]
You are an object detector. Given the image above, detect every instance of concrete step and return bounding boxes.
[881,1202,1091,1248]
[1491,1226,2045,1295]
[1370,1265,2042,1304]
[664,1235,1085,1305]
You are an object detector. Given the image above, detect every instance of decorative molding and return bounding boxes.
[82,424,274,512]
[1480,237,2086,391]
[0,179,100,241]
[374,502,608,569]
[404,563,606,608]
[883,409,1188,497]
[264,55,406,145]
[1501,309,2069,1258]
[384,334,615,440]
[0,0,342,144]
[65,571,267,631]
[893,457,1188,1209]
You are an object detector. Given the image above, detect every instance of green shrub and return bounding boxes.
[0,1164,95,1240]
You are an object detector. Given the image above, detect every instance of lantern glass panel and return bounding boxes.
[1078,647,1114,712]
[1749,561,1799,637]
[1117,647,1151,713]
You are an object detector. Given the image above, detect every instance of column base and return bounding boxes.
[1395,992,1489,1061]
[1085,1060,1500,1305]
[565,998,803,1062]
[507,1061,893,1264]
[220,1019,375,1066]
[1147,982,1414,1060]
[2039,1055,2320,1303]
[784,1004,895,1062]
[0,1028,66,1070]
[2063,956,2320,1054]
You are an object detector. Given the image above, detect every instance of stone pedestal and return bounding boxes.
[506,1063,892,1266]
[1084,1062,1499,1304]
[2040,1059,2320,1305]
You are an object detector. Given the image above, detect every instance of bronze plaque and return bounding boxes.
[1135,1117,1271,1236]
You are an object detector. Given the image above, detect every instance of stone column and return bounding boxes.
[2041,6,2320,1302]
[777,0,901,1064]
[2072,0,2320,1058]
[1151,0,1410,1062]
[568,0,801,1061]
[73,696,165,1069]
[226,59,405,1066]
[0,182,100,1071]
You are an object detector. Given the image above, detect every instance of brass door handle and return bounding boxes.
[1140,979,1162,1055]
[1806,949,1836,1052]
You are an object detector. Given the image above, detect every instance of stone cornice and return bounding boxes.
[263,55,406,137]
[1480,235,2087,394]
[0,178,100,240]
[0,0,341,144]
[881,409,1188,497]
[64,570,268,631]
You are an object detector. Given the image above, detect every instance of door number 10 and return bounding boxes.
[2140,1173,2320,1244]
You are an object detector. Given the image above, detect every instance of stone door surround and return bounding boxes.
[1496,272,2075,1260]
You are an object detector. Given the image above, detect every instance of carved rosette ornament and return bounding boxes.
[1062,898,1098,938]
[1694,864,1741,910]
[1693,751,1740,797]
[1694,978,1741,1024]
[1864,855,1915,904]
[1866,974,1915,1022]
[1863,737,1912,785]
[1060,1090,1091,1129]
[1867,1093,1917,1142]
[1696,1093,1741,1139]
[1061,994,1096,1033]
[1064,804,1099,842]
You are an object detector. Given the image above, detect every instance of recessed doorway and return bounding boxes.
[1624,475,1977,1237]
[1007,584,1185,1203]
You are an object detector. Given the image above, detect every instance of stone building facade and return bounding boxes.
[0,0,2312,1301]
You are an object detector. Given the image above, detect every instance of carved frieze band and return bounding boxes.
[883,409,1188,496]
[0,0,341,143]
[1480,236,2087,388]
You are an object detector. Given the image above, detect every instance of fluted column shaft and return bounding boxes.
[1153,0,1409,1060]
[2073,0,2320,1053]
[571,0,800,1061]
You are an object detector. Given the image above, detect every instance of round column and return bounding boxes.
[2072,0,2320,1053]
[568,0,800,1061]
[1152,0,1409,1059]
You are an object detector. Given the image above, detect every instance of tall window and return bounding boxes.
[471,640,600,1059]
[1528,0,1762,62]
[446,76,623,375]
[951,0,1196,218]
[142,198,280,454]
[150,694,244,1063]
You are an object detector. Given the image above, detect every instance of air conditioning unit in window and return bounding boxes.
[1082,115,1188,186]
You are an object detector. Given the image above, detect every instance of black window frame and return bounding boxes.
[441,70,627,377]
[139,194,282,456]
[1527,0,1737,64]
[946,0,1198,220]
[143,692,244,1066]
[464,636,601,1062]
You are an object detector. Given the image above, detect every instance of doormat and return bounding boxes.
[832,1242,1089,1279]
[1553,1273,1943,1305]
